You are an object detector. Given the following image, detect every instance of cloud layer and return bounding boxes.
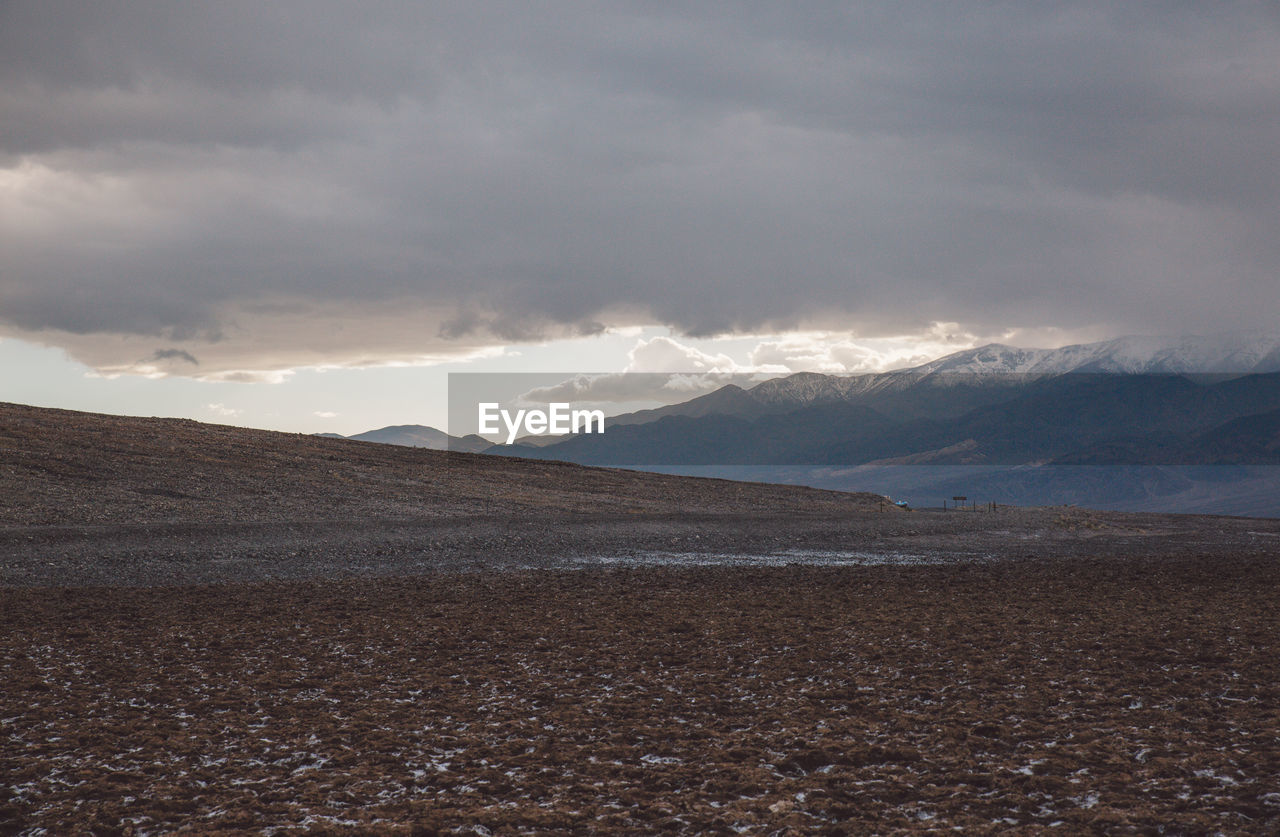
[3,2,1278,376]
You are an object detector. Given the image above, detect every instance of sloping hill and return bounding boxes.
[347,424,455,448]
[344,424,492,452]
[0,402,892,527]
[1185,407,1280,464]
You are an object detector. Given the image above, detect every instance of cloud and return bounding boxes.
[18,301,514,379]
[2,2,1279,376]
[514,326,991,406]
[516,336,768,406]
[624,336,749,374]
[202,370,295,385]
[313,410,337,419]
[747,324,985,373]
[518,371,757,408]
[147,347,199,365]
[206,402,241,417]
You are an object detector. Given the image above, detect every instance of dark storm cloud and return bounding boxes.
[147,348,199,365]
[2,1,1278,371]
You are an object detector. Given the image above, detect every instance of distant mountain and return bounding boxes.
[486,331,1280,517]
[497,402,900,466]
[498,373,1280,468]
[332,332,1280,515]
[324,424,492,453]
[606,383,770,427]
[596,332,1280,431]
[348,425,453,448]
[1190,407,1280,464]
[1057,404,1280,466]
[908,331,1280,376]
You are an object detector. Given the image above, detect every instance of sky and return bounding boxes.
[3,2,1279,434]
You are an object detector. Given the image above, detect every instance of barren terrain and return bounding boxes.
[2,402,1279,833]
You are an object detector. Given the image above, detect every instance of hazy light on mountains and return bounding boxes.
[2,2,1278,378]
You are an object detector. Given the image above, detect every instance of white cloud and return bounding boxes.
[513,325,991,407]
[313,410,337,418]
[513,335,771,406]
[518,371,755,407]
[748,324,985,374]
[206,402,242,417]
[624,336,751,374]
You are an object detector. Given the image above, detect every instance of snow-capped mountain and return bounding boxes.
[491,331,1280,517]
[906,331,1280,376]
[595,332,1280,428]
[738,332,1280,408]
[748,371,889,405]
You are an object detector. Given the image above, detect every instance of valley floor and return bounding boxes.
[5,506,1280,587]
[4,556,1278,834]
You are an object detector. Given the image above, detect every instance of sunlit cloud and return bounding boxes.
[206,402,242,417]
[514,324,1000,407]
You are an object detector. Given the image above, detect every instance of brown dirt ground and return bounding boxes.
[0,402,893,527]
[4,402,1280,833]
[3,557,1278,835]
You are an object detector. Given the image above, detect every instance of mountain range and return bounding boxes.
[496,371,1280,468]
[908,331,1280,376]
[492,332,1280,516]
[339,332,1280,516]
[317,424,491,452]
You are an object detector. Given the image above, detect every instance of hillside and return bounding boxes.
[7,400,1279,589]
[342,424,492,452]
[0,402,891,527]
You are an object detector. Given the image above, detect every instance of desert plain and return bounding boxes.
[2,402,1279,834]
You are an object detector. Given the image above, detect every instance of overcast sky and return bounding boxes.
[3,2,1279,429]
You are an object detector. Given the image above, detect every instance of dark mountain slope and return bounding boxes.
[511,372,1280,469]
[0,402,892,527]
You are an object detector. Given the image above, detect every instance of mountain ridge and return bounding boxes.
[600,331,1280,431]
[323,424,492,453]
[906,331,1280,376]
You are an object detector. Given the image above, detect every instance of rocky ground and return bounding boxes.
[2,402,1279,833]
[4,559,1279,834]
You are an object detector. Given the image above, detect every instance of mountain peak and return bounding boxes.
[905,332,1280,376]
[909,344,1051,375]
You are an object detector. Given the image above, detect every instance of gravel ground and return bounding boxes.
[5,399,1277,588]
[4,508,1280,587]
[4,558,1279,834]
[4,402,1280,833]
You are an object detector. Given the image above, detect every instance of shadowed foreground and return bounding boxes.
[4,557,1278,834]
